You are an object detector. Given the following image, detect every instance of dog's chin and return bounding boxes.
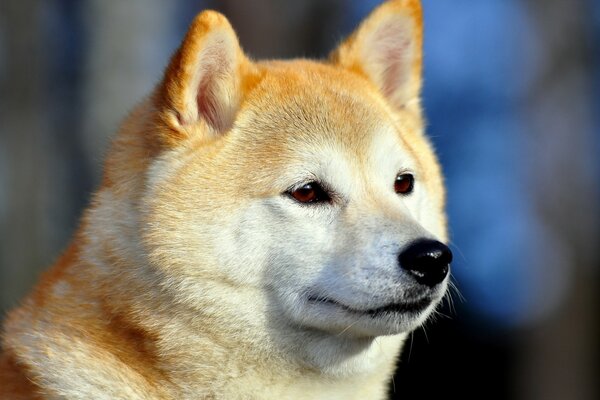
[291,295,441,338]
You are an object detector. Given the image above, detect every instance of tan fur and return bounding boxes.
[0,1,448,399]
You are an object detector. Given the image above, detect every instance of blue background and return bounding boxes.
[0,1,598,399]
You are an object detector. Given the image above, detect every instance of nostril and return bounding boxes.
[399,239,452,287]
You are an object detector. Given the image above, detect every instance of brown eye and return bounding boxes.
[288,182,330,204]
[395,173,414,195]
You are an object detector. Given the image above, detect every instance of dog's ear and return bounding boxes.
[156,11,249,145]
[330,0,423,111]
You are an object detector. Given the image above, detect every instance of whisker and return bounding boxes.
[336,319,360,336]
[448,278,465,303]
[406,330,415,363]
[448,241,467,263]
[421,325,430,344]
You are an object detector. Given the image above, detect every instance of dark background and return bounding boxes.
[1,1,598,399]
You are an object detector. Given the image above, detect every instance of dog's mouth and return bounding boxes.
[307,295,431,317]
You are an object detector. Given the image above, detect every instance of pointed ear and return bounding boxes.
[158,11,249,144]
[330,0,423,110]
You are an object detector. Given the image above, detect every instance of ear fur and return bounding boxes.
[330,0,423,110]
[158,11,249,144]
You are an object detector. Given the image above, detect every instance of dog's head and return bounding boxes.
[106,0,449,348]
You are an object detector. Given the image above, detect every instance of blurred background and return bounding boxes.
[0,0,598,399]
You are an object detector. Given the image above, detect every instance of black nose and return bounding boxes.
[399,239,452,287]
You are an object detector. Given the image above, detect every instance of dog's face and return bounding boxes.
[134,0,449,344]
[228,66,449,338]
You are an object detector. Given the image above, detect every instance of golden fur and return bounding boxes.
[0,1,448,398]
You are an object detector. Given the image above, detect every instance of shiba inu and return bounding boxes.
[0,0,452,398]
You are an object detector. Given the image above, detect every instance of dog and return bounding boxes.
[0,0,451,398]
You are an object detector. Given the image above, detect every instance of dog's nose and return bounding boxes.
[399,239,452,287]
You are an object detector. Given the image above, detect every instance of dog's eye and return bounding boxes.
[288,182,330,204]
[394,173,414,195]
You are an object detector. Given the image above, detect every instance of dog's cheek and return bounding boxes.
[208,206,273,287]
[206,200,319,285]
[259,201,338,290]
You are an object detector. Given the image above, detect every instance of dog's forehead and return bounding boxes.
[235,61,416,164]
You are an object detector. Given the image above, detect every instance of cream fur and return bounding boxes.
[0,1,449,399]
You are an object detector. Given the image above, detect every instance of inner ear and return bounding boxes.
[187,33,238,133]
[368,19,416,102]
[330,0,423,110]
[157,11,249,145]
